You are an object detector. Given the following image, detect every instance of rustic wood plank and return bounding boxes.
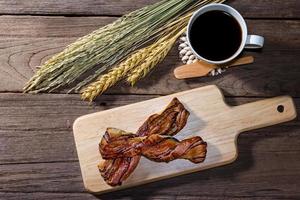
[1,193,297,200]
[0,16,116,37]
[0,17,299,41]
[0,0,157,16]
[0,94,299,164]
[0,17,299,96]
[0,193,99,200]
[0,94,299,198]
[1,145,299,198]
[0,94,153,164]
[0,1,298,199]
[0,0,298,18]
[228,0,300,19]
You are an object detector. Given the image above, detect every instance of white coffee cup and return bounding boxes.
[187,3,264,65]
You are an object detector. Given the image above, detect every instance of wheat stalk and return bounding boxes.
[80,1,223,101]
[127,30,185,86]
[81,46,154,101]
[80,15,188,101]
[24,0,225,95]
[23,0,203,93]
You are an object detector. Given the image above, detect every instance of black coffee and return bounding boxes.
[189,10,242,61]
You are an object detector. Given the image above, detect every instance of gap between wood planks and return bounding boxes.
[0,95,299,166]
[0,13,300,21]
[2,91,300,98]
[0,18,299,96]
[2,192,293,200]
[0,0,299,19]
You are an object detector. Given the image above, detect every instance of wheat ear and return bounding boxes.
[81,47,153,101]
[127,30,184,86]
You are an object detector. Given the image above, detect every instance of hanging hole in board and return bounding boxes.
[277,105,284,113]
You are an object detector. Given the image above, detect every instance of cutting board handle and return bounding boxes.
[232,96,297,133]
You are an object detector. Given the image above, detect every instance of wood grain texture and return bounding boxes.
[1,195,299,200]
[73,86,296,193]
[0,16,116,37]
[0,94,299,165]
[0,0,299,18]
[0,1,299,199]
[1,149,300,197]
[1,138,300,199]
[0,94,153,164]
[1,137,300,198]
[0,17,299,96]
[0,193,99,200]
[0,93,299,199]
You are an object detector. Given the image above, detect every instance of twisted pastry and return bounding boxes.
[100,129,207,163]
[136,98,190,137]
[98,98,200,186]
[98,98,190,186]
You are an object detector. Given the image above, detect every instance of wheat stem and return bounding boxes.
[23,0,202,93]
[127,29,185,86]
[24,0,225,96]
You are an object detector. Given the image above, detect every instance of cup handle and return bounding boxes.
[245,35,264,49]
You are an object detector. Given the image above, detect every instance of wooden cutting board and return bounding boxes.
[73,85,297,194]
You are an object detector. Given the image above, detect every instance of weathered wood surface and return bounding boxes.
[0,94,300,199]
[0,0,299,199]
[0,0,299,18]
[0,17,299,96]
[1,148,300,198]
[0,94,299,164]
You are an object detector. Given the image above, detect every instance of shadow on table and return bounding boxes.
[108,36,300,98]
[93,122,300,200]
[93,138,255,200]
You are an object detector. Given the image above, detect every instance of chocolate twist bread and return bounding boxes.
[98,98,190,186]
[98,98,207,186]
[100,128,207,163]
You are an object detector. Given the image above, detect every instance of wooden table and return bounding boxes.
[0,1,299,199]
